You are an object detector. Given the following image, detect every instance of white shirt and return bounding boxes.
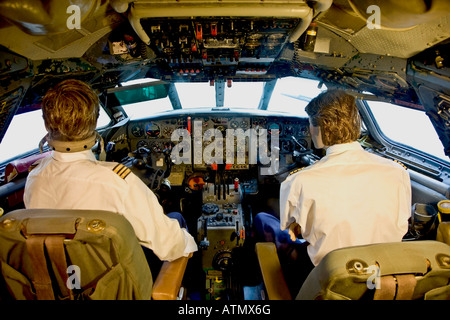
[280,142,411,266]
[24,150,197,262]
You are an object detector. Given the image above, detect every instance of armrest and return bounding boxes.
[255,242,292,300]
[151,255,190,300]
[437,222,450,245]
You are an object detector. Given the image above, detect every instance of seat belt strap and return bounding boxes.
[374,274,417,300]
[44,236,73,300]
[374,275,396,300]
[395,274,417,300]
[26,235,55,300]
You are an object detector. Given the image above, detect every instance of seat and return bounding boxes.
[437,222,450,245]
[0,208,190,300]
[256,240,450,300]
[254,242,292,300]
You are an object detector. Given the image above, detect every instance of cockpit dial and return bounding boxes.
[268,123,281,135]
[284,125,294,136]
[146,123,161,138]
[131,125,144,137]
[230,120,239,129]
[163,126,174,138]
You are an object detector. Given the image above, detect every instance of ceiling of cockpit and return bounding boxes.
[0,0,449,147]
[0,0,448,59]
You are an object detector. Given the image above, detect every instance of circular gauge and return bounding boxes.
[188,176,205,191]
[131,125,144,137]
[213,250,233,271]
[281,140,295,153]
[300,125,310,136]
[163,126,174,138]
[240,121,249,130]
[204,129,213,140]
[216,125,226,133]
[151,142,163,153]
[284,125,294,136]
[268,123,281,135]
[136,140,148,149]
[230,120,239,129]
[145,123,160,137]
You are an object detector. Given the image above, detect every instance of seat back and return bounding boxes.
[437,222,450,245]
[255,242,292,300]
[297,241,450,300]
[0,209,153,300]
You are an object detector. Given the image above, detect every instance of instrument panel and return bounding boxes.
[127,115,311,163]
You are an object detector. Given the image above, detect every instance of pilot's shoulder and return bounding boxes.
[392,159,408,170]
[96,161,134,181]
[28,155,51,173]
[368,151,408,171]
[28,160,43,172]
[111,163,132,180]
[288,166,306,176]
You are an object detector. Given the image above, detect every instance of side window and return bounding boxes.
[366,100,449,163]
[97,107,111,128]
[0,109,47,164]
[0,107,111,164]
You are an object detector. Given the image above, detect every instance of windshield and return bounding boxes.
[121,76,325,119]
[268,76,326,116]
[177,81,264,109]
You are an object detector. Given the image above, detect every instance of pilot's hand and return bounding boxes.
[288,222,301,241]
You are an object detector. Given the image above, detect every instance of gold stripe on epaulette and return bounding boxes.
[393,159,408,170]
[289,167,305,175]
[28,161,40,172]
[113,163,131,179]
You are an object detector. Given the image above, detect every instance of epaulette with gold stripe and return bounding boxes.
[393,159,408,170]
[113,163,131,179]
[289,167,305,176]
[28,160,41,172]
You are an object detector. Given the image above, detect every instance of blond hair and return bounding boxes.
[305,90,361,146]
[42,79,99,141]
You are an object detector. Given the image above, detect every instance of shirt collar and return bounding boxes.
[325,141,363,156]
[51,150,97,162]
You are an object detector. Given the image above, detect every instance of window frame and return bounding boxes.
[357,97,450,180]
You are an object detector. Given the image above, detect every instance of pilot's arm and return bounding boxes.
[288,222,301,241]
[122,172,198,262]
[279,172,308,241]
[397,164,413,234]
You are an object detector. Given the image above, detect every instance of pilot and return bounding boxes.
[24,79,197,267]
[255,89,411,295]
